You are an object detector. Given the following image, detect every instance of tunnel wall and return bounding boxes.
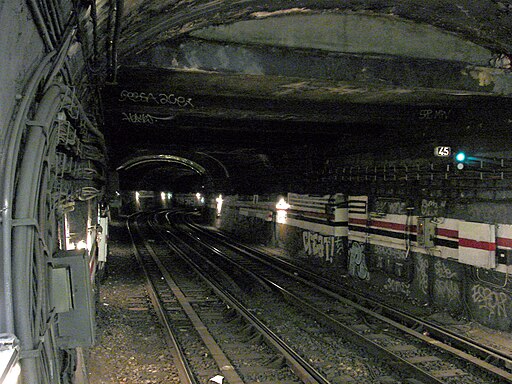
[210,192,512,331]
[210,195,275,244]
[0,2,46,146]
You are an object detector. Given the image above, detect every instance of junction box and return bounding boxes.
[49,249,95,348]
[417,217,436,248]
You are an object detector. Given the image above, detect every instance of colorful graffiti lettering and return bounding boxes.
[471,285,509,318]
[348,242,369,280]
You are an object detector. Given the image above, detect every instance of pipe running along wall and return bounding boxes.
[9,82,106,383]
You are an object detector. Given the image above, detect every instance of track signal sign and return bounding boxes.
[434,146,451,157]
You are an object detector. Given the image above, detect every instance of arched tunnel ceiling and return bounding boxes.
[99,1,512,192]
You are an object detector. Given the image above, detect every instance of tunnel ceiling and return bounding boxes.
[98,1,512,192]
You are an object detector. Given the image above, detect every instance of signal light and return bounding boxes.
[455,151,466,169]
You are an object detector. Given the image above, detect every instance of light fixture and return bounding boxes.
[216,194,223,216]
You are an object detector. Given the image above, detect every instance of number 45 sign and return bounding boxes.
[434,146,451,157]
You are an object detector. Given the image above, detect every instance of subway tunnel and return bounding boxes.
[0,1,511,382]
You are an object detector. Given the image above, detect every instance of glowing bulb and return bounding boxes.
[76,240,87,250]
[216,194,223,216]
[276,198,290,210]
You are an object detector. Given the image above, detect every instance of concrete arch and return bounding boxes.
[116,154,207,175]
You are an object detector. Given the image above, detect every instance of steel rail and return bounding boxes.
[127,213,198,384]
[152,211,331,384]
[176,217,445,384]
[134,213,245,384]
[191,219,512,364]
[184,218,512,383]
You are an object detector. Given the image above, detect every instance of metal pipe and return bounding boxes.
[46,0,63,38]
[105,0,114,77]
[26,0,54,51]
[43,25,77,93]
[13,85,64,384]
[38,0,59,46]
[91,0,99,63]
[110,0,124,83]
[0,51,56,334]
[49,0,64,33]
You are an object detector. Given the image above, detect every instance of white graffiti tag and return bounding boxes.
[303,231,335,263]
[119,90,194,108]
[420,199,446,217]
[434,260,457,279]
[416,257,429,295]
[434,280,460,304]
[348,242,369,280]
[334,237,345,257]
[121,112,174,124]
[471,285,509,318]
[384,278,411,295]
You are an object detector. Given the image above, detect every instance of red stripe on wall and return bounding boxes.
[497,237,512,248]
[372,220,417,232]
[459,238,496,251]
[436,228,458,239]
[288,209,329,219]
[349,218,367,226]
[349,218,416,232]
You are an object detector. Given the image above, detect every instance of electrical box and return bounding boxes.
[417,217,436,248]
[50,267,73,313]
[49,250,95,348]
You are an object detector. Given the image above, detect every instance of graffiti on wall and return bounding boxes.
[121,112,174,124]
[416,256,429,296]
[420,199,446,217]
[335,237,345,257]
[471,285,509,318]
[348,242,369,280]
[384,278,411,295]
[433,279,460,305]
[302,231,344,263]
[431,261,460,304]
[418,109,452,121]
[118,90,194,108]
[374,199,406,215]
[434,260,457,279]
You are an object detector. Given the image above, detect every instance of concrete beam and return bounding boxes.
[126,38,512,96]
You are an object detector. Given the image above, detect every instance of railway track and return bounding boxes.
[127,212,332,383]
[190,220,512,376]
[158,211,512,384]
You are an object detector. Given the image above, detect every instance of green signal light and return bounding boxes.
[455,152,466,162]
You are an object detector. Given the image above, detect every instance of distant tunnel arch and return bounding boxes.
[116,154,208,175]
[115,153,233,193]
